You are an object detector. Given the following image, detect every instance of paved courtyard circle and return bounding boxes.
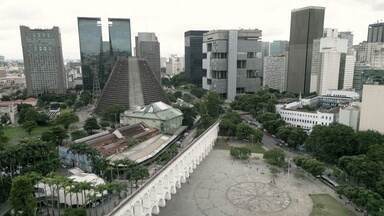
[226,182,291,213]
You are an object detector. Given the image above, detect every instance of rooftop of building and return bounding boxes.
[291,6,325,12]
[0,97,37,107]
[73,122,160,157]
[123,101,183,121]
[184,30,209,36]
[369,22,384,27]
[77,17,101,21]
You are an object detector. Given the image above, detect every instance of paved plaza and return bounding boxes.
[159,148,335,216]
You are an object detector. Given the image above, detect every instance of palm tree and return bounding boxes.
[70,182,82,208]
[78,181,92,208]
[94,184,108,215]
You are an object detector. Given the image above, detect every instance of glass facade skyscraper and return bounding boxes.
[108,18,132,57]
[78,17,132,92]
[77,17,103,91]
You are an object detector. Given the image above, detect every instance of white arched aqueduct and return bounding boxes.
[108,121,220,216]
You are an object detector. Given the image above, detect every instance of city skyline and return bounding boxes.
[1,0,384,59]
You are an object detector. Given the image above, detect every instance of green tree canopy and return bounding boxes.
[102,105,125,124]
[55,111,79,129]
[230,147,251,160]
[84,117,100,134]
[41,126,68,146]
[10,175,37,215]
[22,120,37,134]
[305,123,358,163]
[264,148,286,167]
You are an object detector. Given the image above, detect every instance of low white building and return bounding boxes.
[277,104,337,131]
[324,89,360,100]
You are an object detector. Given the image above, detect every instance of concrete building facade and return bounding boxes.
[135,32,161,82]
[270,40,288,56]
[165,55,184,76]
[342,49,356,89]
[287,6,325,94]
[367,22,384,43]
[318,29,348,95]
[202,29,263,101]
[20,26,66,96]
[359,85,384,133]
[263,55,288,92]
[184,31,208,86]
[338,104,360,131]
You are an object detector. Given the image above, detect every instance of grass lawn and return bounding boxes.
[310,194,356,216]
[247,143,266,153]
[3,126,52,145]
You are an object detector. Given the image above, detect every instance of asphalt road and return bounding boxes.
[241,114,300,159]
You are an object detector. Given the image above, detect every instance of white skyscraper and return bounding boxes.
[318,28,348,95]
[343,49,356,89]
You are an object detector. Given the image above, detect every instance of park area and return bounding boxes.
[310,194,355,216]
[3,125,52,144]
[158,142,356,216]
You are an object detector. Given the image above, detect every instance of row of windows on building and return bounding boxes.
[28,45,54,52]
[210,70,259,79]
[204,49,261,59]
[30,32,53,38]
[284,117,331,127]
[280,111,333,120]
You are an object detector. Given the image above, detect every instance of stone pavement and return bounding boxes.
[159,149,334,216]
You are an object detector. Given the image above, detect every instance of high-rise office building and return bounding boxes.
[367,22,384,43]
[261,42,270,57]
[263,55,288,92]
[354,41,368,63]
[342,49,356,89]
[78,17,132,93]
[184,30,208,86]
[77,17,103,92]
[318,29,348,95]
[270,40,289,56]
[135,32,161,82]
[20,26,66,96]
[202,29,263,101]
[287,6,325,94]
[338,31,354,48]
[367,43,384,69]
[166,55,184,76]
[310,39,321,93]
[108,18,132,57]
[338,31,355,89]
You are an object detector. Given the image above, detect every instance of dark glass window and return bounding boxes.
[237,60,246,69]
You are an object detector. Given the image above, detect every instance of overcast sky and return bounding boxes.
[0,0,383,60]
